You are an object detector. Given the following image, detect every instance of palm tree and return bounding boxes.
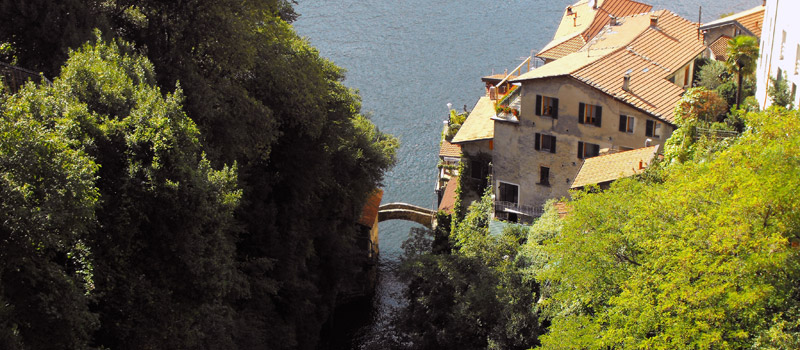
[725,35,759,109]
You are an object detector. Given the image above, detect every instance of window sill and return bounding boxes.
[536,182,551,187]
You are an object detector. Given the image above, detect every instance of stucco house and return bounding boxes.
[489,9,705,221]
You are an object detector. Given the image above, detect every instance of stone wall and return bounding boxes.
[492,76,675,211]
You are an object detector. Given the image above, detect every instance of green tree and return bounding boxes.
[768,75,796,109]
[0,83,100,350]
[697,60,728,90]
[538,108,800,349]
[2,2,399,348]
[725,35,759,109]
[396,190,545,349]
[1,37,246,349]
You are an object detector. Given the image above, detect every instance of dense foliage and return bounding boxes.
[399,104,800,349]
[536,108,800,349]
[395,191,546,350]
[0,1,397,349]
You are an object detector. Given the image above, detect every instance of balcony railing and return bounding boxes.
[1,62,50,95]
[494,200,543,218]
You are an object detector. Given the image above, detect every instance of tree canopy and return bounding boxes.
[0,2,397,348]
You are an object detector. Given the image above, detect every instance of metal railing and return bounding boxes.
[494,200,543,218]
[694,127,739,141]
[0,62,51,95]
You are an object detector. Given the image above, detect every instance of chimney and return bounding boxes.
[638,160,644,169]
[622,72,631,92]
[609,15,618,26]
[650,14,659,27]
[566,6,573,15]
[645,138,652,147]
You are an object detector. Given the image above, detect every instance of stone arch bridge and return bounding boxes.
[378,202,436,229]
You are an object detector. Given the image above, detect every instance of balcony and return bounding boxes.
[494,201,543,219]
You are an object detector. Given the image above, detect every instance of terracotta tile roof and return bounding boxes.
[438,177,458,214]
[452,96,495,144]
[709,35,732,61]
[538,35,587,61]
[482,73,510,82]
[736,7,764,38]
[518,10,706,124]
[701,5,765,38]
[358,189,383,228]
[582,0,653,42]
[538,0,652,59]
[439,139,462,158]
[571,145,659,189]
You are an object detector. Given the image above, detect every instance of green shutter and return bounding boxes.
[578,103,585,124]
[535,133,540,150]
[552,98,559,118]
[594,106,602,127]
[535,95,542,116]
[577,141,584,159]
[619,115,626,132]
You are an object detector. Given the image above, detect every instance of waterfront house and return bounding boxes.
[490,10,705,221]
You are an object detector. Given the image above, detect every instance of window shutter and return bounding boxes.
[551,136,557,153]
[619,115,626,132]
[578,103,585,124]
[552,98,559,118]
[577,141,584,159]
[535,95,542,116]
[592,143,600,156]
[535,133,540,150]
[594,106,602,127]
[646,120,654,137]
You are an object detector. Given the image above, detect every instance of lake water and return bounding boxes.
[292,0,761,347]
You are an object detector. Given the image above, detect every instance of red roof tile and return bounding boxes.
[439,139,462,158]
[571,11,706,123]
[538,0,652,59]
[709,35,732,61]
[438,177,458,214]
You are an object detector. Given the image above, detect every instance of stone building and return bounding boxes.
[489,9,705,221]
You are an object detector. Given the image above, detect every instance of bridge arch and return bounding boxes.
[377,202,436,228]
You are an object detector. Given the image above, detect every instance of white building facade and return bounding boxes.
[756,0,800,109]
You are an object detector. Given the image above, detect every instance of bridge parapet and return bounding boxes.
[377,203,436,228]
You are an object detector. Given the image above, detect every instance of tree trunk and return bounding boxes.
[736,71,743,110]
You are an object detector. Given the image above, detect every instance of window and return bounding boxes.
[535,95,559,118]
[618,115,635,133]
[578,103,602,126]
[577,141,600,159]
[497,182,519,204]
[780,30,786,60]
[796,44,799,75]
[645,120,662,138]
[535,133,557,153]
[538,166,550,186]
[683,65,690,87]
